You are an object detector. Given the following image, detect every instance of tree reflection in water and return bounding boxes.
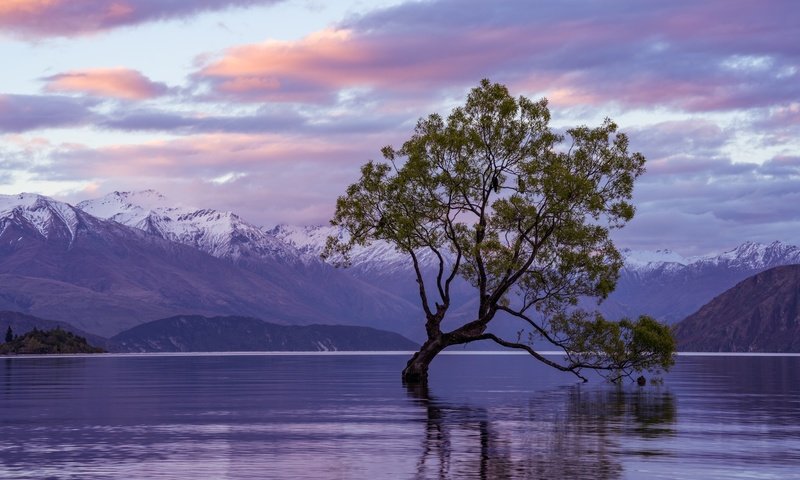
[406,382,676,479]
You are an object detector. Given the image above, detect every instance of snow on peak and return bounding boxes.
[0,192,43,212]
[77,190,182,227]
[621,248,688,268]
[715,241,766,261]
[111,189,170,206]
[623,240,800,273]
[270,224,439,271]
[79,190,301,263]
[697,240,800,269]
[269,225,338,254]
[0,193,81,242]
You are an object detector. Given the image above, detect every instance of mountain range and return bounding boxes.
[1,192,420,339]
[2,190,799,344]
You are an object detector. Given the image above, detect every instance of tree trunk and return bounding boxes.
[402,336,448,384]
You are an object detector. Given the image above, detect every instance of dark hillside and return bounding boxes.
[674,265,800,352]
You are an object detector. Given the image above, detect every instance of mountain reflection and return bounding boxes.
[406,382,676,479]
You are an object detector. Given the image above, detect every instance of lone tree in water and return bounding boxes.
[325,80,675,384]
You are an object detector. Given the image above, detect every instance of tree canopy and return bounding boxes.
[326,79,675,383]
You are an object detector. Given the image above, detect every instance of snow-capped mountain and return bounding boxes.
[0,193,334,336]
[1,193,82,245]
[622,241,800,273]
[611,241,800,324]
[692,241,800,270]
[78,190,303,264]
[87,191,800,286]
[270,224,438,272]
[621,248,690,271]
[0,192,423,339]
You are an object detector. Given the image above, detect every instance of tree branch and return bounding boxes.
[496,305,570,350]
[471,333,588,382]
[409,250,433,319]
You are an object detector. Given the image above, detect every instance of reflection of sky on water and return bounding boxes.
[1,354,799,479]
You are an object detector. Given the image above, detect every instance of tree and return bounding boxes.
[325,79,675,384]
[5,325,12,343]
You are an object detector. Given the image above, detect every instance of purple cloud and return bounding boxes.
[0,94,97,132]
[0,0,286,38]
[758,155,800,177]
[98,106,407,135]
[627,120,733,164]
[99,109,305,133]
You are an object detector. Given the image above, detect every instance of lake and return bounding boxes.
[1,353,799,479]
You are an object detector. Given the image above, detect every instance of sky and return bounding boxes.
[0,0,798,255]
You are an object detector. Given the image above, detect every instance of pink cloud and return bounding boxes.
[197,27,519,103]
[0,0,284,38]
[197,28,376,102]
[43,68,168,100]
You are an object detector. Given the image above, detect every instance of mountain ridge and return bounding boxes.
[78,190,304,264]
[109,314,419,352]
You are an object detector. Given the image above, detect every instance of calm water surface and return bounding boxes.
[1,353,799,479]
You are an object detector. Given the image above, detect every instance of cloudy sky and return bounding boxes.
[0,0,798,255]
